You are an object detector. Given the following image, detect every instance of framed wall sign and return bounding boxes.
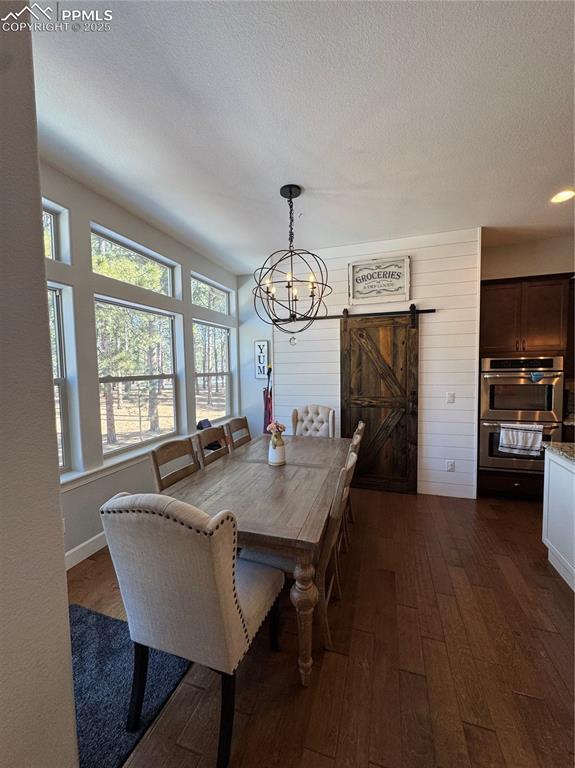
[348,255,410,305]
[255,340,269,378]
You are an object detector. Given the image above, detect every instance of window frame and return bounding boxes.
[95,297,179,457]
[42,198,70,263]
[192,320,232,424]
[48,286,71,470]
[190,274,230,315]
[91,225,175,298]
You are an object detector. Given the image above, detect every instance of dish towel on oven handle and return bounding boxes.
[499,423,544,456]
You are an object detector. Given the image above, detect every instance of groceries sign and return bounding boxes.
[348,255,410,305]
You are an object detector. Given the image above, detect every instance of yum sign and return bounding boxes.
[255,340,269,379]
[348,255,410,305]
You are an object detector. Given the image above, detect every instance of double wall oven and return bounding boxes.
[480,357,563,473]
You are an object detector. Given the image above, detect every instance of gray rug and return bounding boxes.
[70,604,190,768]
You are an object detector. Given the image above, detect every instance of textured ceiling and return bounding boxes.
[33,1,574,273]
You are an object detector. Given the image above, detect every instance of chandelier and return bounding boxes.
[253,184,332,334]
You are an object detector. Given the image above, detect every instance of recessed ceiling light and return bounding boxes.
[550,189,575,203]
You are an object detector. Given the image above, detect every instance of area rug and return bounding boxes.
[70,604,190,768]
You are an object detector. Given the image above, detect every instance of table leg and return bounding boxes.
[290,551,319,686]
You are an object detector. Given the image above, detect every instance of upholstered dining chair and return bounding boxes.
[291,404,335,438]
[240,452,357,649]
[224,416,251,450]
[195,425,230,467]
[100,493,284,768]
[150,438,201,492]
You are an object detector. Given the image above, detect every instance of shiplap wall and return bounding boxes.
[273,228,481,499]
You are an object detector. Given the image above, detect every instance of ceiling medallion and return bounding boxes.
[253,184,332,334]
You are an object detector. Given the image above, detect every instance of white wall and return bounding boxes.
[0,28,78,767]
[482,235,574,279]
[40,163,240,557]
[273,228,481,499]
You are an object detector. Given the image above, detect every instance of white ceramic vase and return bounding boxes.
[268,435,286,466]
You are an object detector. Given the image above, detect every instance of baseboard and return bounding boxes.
[548,548,575,591]
[65,531,107,571]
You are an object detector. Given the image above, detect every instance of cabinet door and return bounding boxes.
[480,283,522,354]
[521,279,569,352]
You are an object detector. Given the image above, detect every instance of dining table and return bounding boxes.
[165,433,351,686]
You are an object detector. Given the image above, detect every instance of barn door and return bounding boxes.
[341,313,418,493]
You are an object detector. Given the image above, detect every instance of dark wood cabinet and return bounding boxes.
[480,275,571,355]
[478,469,543,498]
[480,283,522,354]
[520,278,569,352]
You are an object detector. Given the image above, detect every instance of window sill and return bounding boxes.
[60,442,161,492]
[59,418,233,492]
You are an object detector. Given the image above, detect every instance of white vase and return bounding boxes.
[268,436,286,466]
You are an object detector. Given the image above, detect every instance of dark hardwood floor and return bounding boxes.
[67,491,575,767]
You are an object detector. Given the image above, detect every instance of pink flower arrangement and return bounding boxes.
[267,419,286,448]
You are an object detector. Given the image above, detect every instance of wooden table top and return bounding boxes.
[166,435,351,550]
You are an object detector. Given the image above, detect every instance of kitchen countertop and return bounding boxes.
[545,442,575,463]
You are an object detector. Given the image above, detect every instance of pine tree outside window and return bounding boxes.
[43,211,56,260]
[95,300,177,454]
[193,322,231,422]
[48,287,70,468]
[92,232,173,296]
[191,276,229,314]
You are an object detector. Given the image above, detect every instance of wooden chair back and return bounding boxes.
[354,420,366,439]
[195,426,230,467]
[348,433,362,456]
[224,417,251,450]
[150,438,200,492]
[318,452,357,575]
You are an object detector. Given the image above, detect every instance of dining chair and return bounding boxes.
[291,404,335,438]
[341,431,363,548]
[224,416,252,450]
[240,452,357,650]
[195,425,230,467]
[149,437,201,492]
[100,492,284,768]
[354,420,366,440]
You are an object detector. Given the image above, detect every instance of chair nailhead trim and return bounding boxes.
[100,506,250,643]
[100,506,218,535]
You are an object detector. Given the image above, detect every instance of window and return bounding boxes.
[43,210,56,260]
[92,232,173,296]
[95,301,176,453]
[48,288,69,468]
[193,323,230,422]
[191,276,229,314]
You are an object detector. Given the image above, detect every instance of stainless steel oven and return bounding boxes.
[479,421,562,472]
[480,357,564,423]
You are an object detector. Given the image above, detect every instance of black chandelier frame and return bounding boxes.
[253,185,332,334]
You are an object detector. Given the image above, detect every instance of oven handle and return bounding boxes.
[481,421,562,429]
[482,373,561,379]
